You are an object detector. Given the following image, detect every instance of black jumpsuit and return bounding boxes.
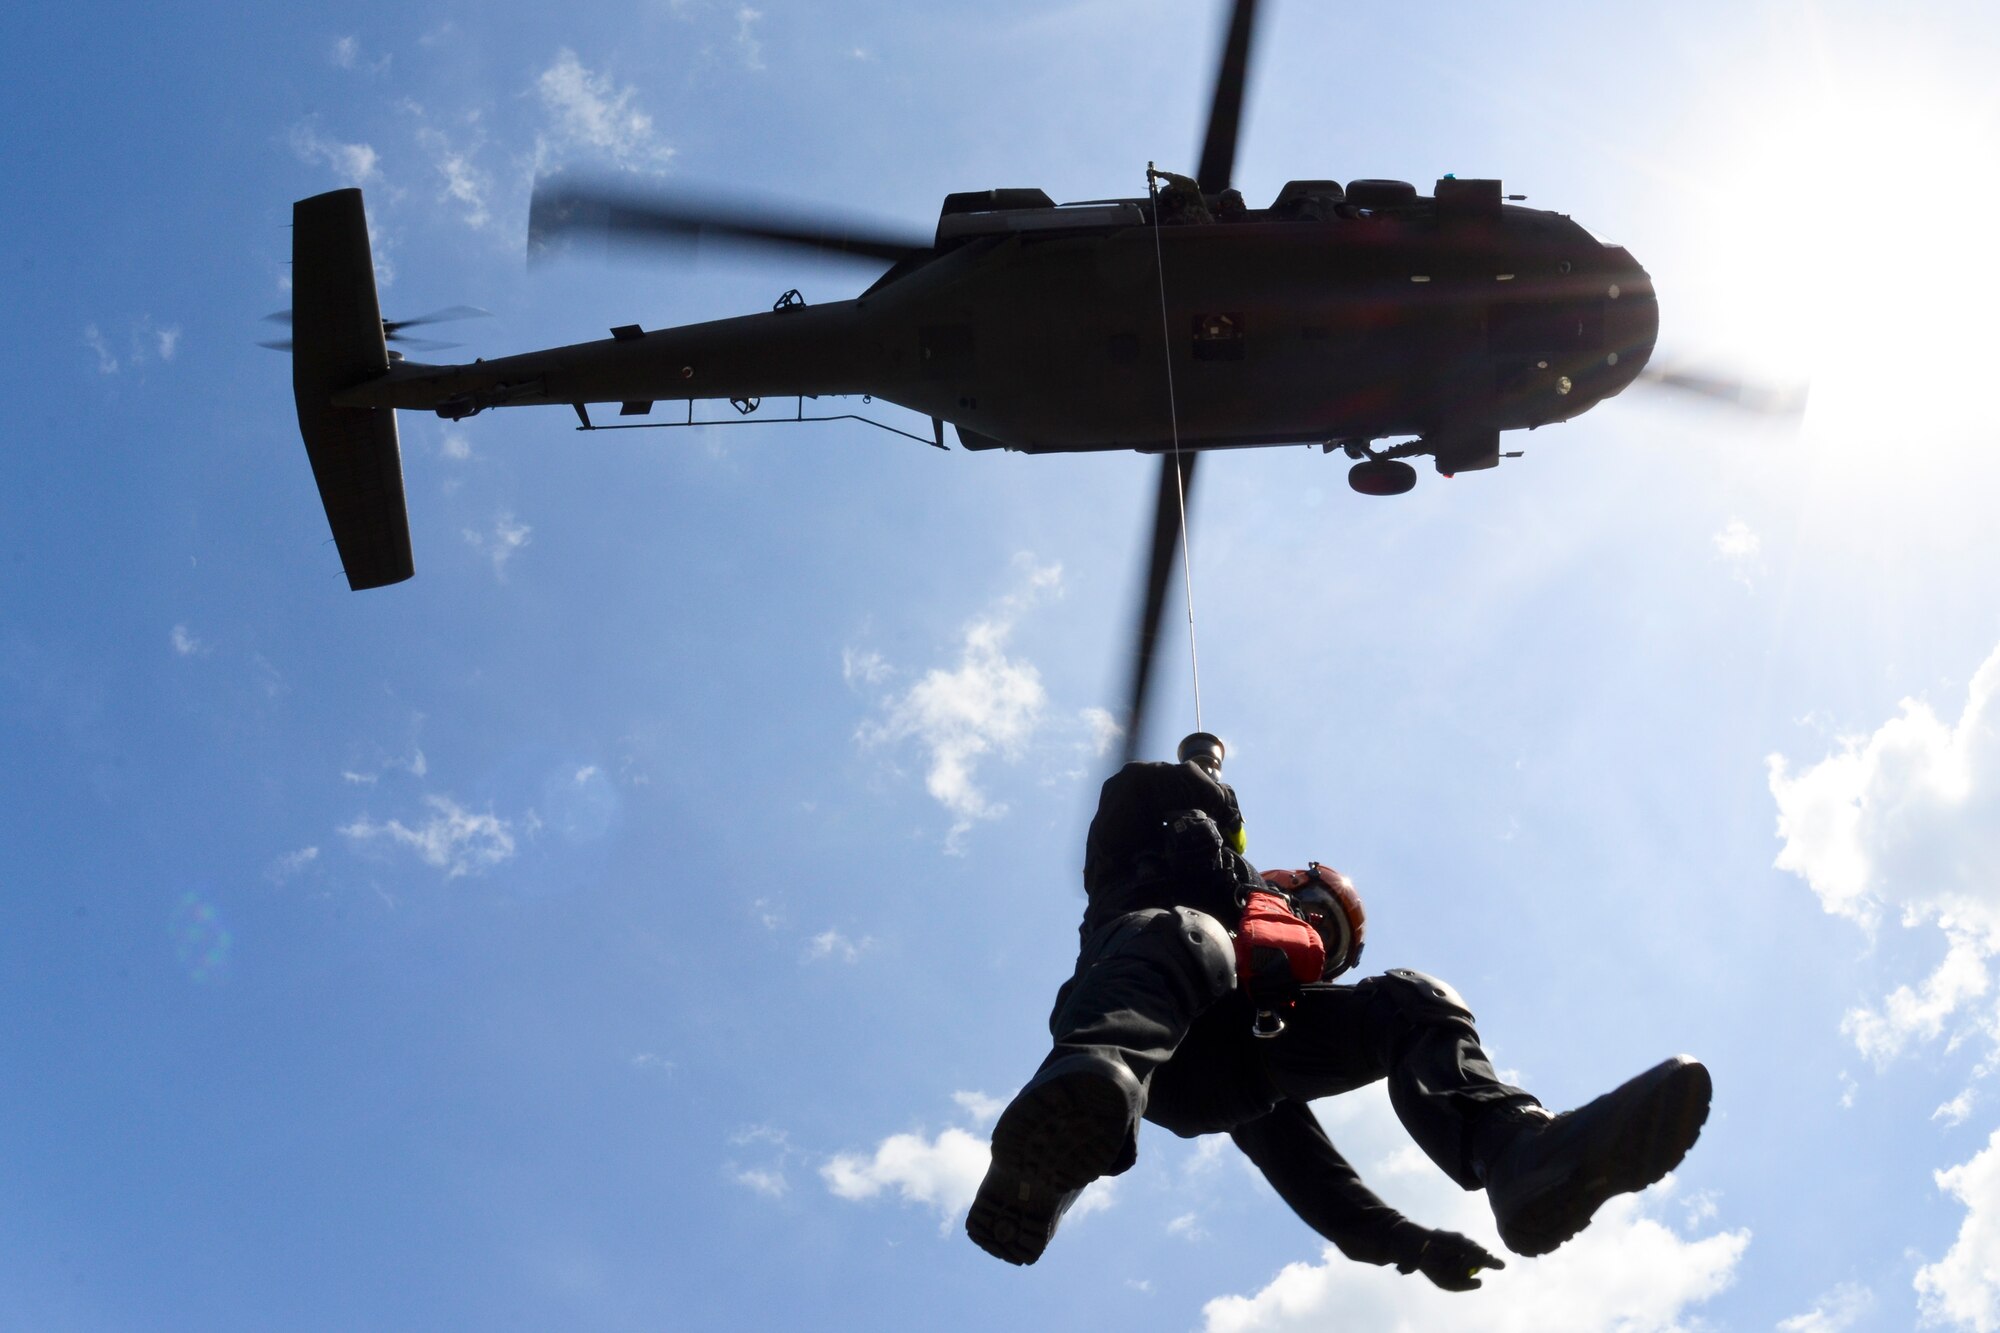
[1069,760,1536,1267]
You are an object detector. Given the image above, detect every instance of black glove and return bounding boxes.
[1395,1229,1507,1292]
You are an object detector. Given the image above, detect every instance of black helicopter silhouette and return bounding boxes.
[282,0,1785,759]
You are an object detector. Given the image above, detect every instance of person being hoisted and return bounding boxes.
[967,731,1714,1290]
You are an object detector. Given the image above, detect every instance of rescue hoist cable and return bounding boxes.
[1146,163,1204,734]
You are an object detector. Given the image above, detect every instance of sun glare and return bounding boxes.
[1671,22,2000,452]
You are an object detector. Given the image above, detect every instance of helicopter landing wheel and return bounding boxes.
[1347,459,1417,496]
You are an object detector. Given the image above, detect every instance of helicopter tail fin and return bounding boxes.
[290,188,415,590]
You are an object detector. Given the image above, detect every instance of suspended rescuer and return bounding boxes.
[966,732,1713,1291]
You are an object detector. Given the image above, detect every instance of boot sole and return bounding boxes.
[966,1066,1134,1266]
[1498,1056,1713,1258]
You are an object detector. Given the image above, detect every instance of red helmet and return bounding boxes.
[1258,863,1367,979]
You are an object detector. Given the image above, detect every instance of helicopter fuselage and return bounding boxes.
[343,178,1656,472]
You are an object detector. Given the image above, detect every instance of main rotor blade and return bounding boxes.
[528,177,931,268]
[1639,365,1810,417]
[1120,450,1201,766]
[1194,0,1262,194]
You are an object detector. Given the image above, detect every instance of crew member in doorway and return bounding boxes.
[1149,168,1214,225]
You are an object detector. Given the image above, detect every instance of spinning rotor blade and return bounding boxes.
[1639,365,1810,418]
[259,305,487,354]
[1120,450,1201,766]
[1195,0,1261,194]
[383,305,491,334]
[528,177,931,268]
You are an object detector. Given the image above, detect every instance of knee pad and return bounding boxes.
[1084,908,1237,1001]
[1169,907,1239,1000]
[1375,968,1476,1026]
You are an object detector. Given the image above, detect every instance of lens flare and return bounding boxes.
[170,892,233,983]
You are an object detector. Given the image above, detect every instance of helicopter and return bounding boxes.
[282,0,1784,760]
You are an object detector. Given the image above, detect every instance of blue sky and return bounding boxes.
[7,1,2000,1329]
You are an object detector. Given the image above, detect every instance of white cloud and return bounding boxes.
[1773,645,2000,1331]
[735,6,766,70]
[1200,1085,1746,1333]
[820,1087,1121,1236]
[1204,1192,1744,1333]
[86,317,181,374]
[629,1052,675,1076]
[804,929,873,964]
[251,653,287,699]
[842,647,891,686]
[857,558,1061,848]
[734,1167,787,1198]
[822,1127,990,1231]
[1183,1135,1228,1176]
[342,746,426,786]
[1068,1179,1118,1219]
[463,513,532,579]
[1916,1127,2000,1331]
[1841,931,1990,1066]
[1169,1211,1208,1241]
[1081,705,1122,757]
[416,127,491,229]
[170,624,206,657]
[1680,1189,1719,1228]
[1769,641,2000,1067]
[534,49,674,172]
[440,429,473,460]
[1713,518,1760,560]
[340,794,516,878]
[952,1091,1004,1128]
[330,36,389,73]
[1778,1282,1874,1332]
[269,846,320,883]
[84,324,117,374]
[1937,1091,1977,1128]
[289,121,382,187]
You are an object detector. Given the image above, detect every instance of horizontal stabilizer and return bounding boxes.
[291,188,414,590]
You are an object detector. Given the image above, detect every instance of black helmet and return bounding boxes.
[1176,732,1226,772]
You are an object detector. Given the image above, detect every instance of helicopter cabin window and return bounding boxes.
[1192,312,1245,362]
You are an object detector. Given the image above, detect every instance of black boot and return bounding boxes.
[965,1054,1143,1265]
[1480,1055,1713,1257]
[967,908,1237,1265]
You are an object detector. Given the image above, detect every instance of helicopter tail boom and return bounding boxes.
[290,189,414,590]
